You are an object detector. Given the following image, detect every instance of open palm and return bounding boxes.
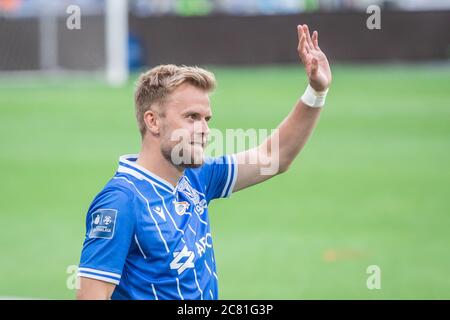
[297,24,332,92]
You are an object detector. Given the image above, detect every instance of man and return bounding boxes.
[77,24,332,300]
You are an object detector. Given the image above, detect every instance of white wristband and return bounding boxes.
[301,84,328,108]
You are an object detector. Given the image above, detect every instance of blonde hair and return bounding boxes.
[134,64,216,137]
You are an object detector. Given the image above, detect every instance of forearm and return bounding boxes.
[76,277,115,300]
[259,98,322,173]
[233,99,322,192]
[233,24,331,192]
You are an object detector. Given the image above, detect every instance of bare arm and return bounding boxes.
[76,277,116,300]
[234,24,332,192]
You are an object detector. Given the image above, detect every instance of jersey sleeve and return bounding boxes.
[78,188,136,285]
[201,154,238,203]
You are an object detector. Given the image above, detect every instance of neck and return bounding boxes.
[136,140,184,188]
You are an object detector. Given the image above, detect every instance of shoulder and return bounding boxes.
[185,155,235,193]
[188,156,230,177]
[89,178,138,212]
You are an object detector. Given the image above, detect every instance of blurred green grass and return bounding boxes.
[0,64,449,299]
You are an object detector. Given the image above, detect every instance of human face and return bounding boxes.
[159,83,212,168]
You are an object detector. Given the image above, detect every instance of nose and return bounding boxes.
[194,118,209,135]
[192,119,210,142]
[202,118,210,136]
[199,120,210,144]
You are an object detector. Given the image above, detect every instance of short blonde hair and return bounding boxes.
[134,64,216,137]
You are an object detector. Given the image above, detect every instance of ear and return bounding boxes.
[143,109,160,135]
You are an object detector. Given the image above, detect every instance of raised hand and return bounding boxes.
[297,24,332,92]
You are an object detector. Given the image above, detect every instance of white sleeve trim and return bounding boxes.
[225,154,238,198]
[77,267,121,285]
[219,155,233,198]
[78,273,120,285]
[78,267,121,279]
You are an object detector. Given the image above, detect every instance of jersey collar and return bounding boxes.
[118,154,179,193]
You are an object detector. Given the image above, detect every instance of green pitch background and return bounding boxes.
[0,64,449,299]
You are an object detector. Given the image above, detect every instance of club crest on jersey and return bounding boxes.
[177,178,200,204]
[89,209,117,239]
[174,201,190,216]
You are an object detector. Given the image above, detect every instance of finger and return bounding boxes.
[297,25,303,44]
[303,34,311,52]
[312,30,320,50]
[301,33,311,52]
[297,25,310,54]
[303,25,314,50]
[297,25,304,53]
[298,38,306,62]
[297,30,309,62]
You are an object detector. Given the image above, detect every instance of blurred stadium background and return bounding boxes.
[0,0,449,299]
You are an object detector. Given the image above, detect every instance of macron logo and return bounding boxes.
[170,245,195,275]
[153,206,166,221]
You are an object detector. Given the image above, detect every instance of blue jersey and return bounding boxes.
[78,154,238,300]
